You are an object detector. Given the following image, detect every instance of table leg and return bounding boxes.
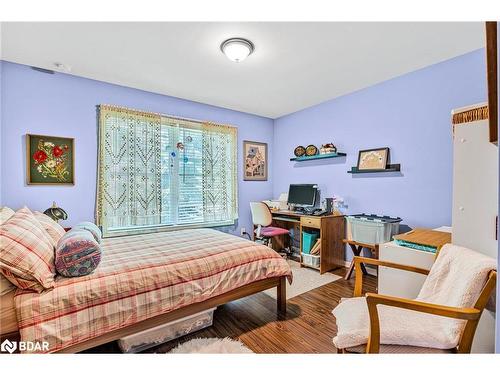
[344,262,356,280]
[344,244,369,280]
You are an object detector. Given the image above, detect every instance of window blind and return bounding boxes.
[96,105,238,237]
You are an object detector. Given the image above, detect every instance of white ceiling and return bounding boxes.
[1,22,485,118]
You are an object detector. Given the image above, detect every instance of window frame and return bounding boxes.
[97,106,238,238]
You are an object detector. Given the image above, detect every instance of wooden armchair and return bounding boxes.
[339,256,497,354]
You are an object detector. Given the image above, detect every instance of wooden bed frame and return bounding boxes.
[1,276,287,353]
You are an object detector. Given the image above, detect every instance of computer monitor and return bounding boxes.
[287,184,317,207]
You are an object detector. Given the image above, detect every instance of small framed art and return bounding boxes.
[26,134,75,185]
[357,147,389,171]
[243,140,268,181]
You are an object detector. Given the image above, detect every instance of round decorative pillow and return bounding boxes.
[73,222,102,243]
[55,229,102,277]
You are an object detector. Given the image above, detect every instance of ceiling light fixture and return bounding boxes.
[220,38,254,63]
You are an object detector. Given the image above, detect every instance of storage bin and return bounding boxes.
[346,214,402,244]
[302,252,320,268]
[302,231,319,254]
[118,308,216,353]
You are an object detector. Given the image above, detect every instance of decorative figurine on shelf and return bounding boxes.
[305,144,318,156]
[294,145,306,157]
[320,142,337,155]
[43,201,68,222]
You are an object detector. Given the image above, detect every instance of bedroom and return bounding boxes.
[0,0,499,371]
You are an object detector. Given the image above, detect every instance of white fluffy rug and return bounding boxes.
[264,260,341,299]
[169,338,253,354]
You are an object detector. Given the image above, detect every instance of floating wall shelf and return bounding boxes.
[348,164,401,174]
[290,152,347,162]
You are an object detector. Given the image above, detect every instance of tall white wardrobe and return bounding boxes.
[452,102,498,353]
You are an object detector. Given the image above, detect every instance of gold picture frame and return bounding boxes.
[26,134,75,185]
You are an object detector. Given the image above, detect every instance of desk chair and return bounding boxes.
[250,202,290,255]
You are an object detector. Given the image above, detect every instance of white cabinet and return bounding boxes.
[378,241,435,298]
[451,103,498,353]
[452,105,498,259]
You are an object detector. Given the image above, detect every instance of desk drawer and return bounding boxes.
[300,216,321,228]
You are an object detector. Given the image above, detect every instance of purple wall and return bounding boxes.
[0,51,488,237]
[0,61,274,235]
[274,49,487,251]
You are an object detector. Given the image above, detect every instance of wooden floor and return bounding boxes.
[86,268,377,354]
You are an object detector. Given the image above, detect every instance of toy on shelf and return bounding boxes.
[320,142,337,154]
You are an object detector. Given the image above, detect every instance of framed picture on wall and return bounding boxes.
[243,140,268,181]
[26,134,75,185]
[357,147,389,171]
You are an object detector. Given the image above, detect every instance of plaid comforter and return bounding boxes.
[14,228,292,353]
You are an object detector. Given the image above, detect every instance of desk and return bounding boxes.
[267,210,345,274]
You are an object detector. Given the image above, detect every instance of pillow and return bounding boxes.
[34,211,66,245]
[0,274,16,296]
[0,207,56,292]
[55,229,102,277]
[73,221,102,243]
[0,206,15,225]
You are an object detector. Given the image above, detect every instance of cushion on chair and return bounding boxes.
[332,244,496,351]
[332,296,462,350]
[73,221,102,243]
[260,227,290,237]
[55,229,102,277]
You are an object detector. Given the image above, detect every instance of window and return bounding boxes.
[96,105,238,237]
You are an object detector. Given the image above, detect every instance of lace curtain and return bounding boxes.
[96,105,162,236]
[202,122,238,224]
[96,105,238,237]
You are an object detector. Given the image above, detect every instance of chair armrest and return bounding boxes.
[364,292,481,353]
[366,293,481,320]
[353,256,429,297]
[356,256,430,274]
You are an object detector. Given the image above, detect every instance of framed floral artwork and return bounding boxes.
[243,140,268,181]
[26,134,75,185]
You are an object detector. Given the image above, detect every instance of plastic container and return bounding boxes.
[118,308,216,353]
[346,214,402,244]
[302,231,319,254]
[302,253,320,268]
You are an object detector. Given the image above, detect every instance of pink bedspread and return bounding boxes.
[14,228,292,353]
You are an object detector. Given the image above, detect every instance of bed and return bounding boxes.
[2,228,292,353]
[0,290,18,334]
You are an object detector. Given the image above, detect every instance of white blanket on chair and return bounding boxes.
[332,244,496,349]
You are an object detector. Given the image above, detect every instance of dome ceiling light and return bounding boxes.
[220,38,254,63]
